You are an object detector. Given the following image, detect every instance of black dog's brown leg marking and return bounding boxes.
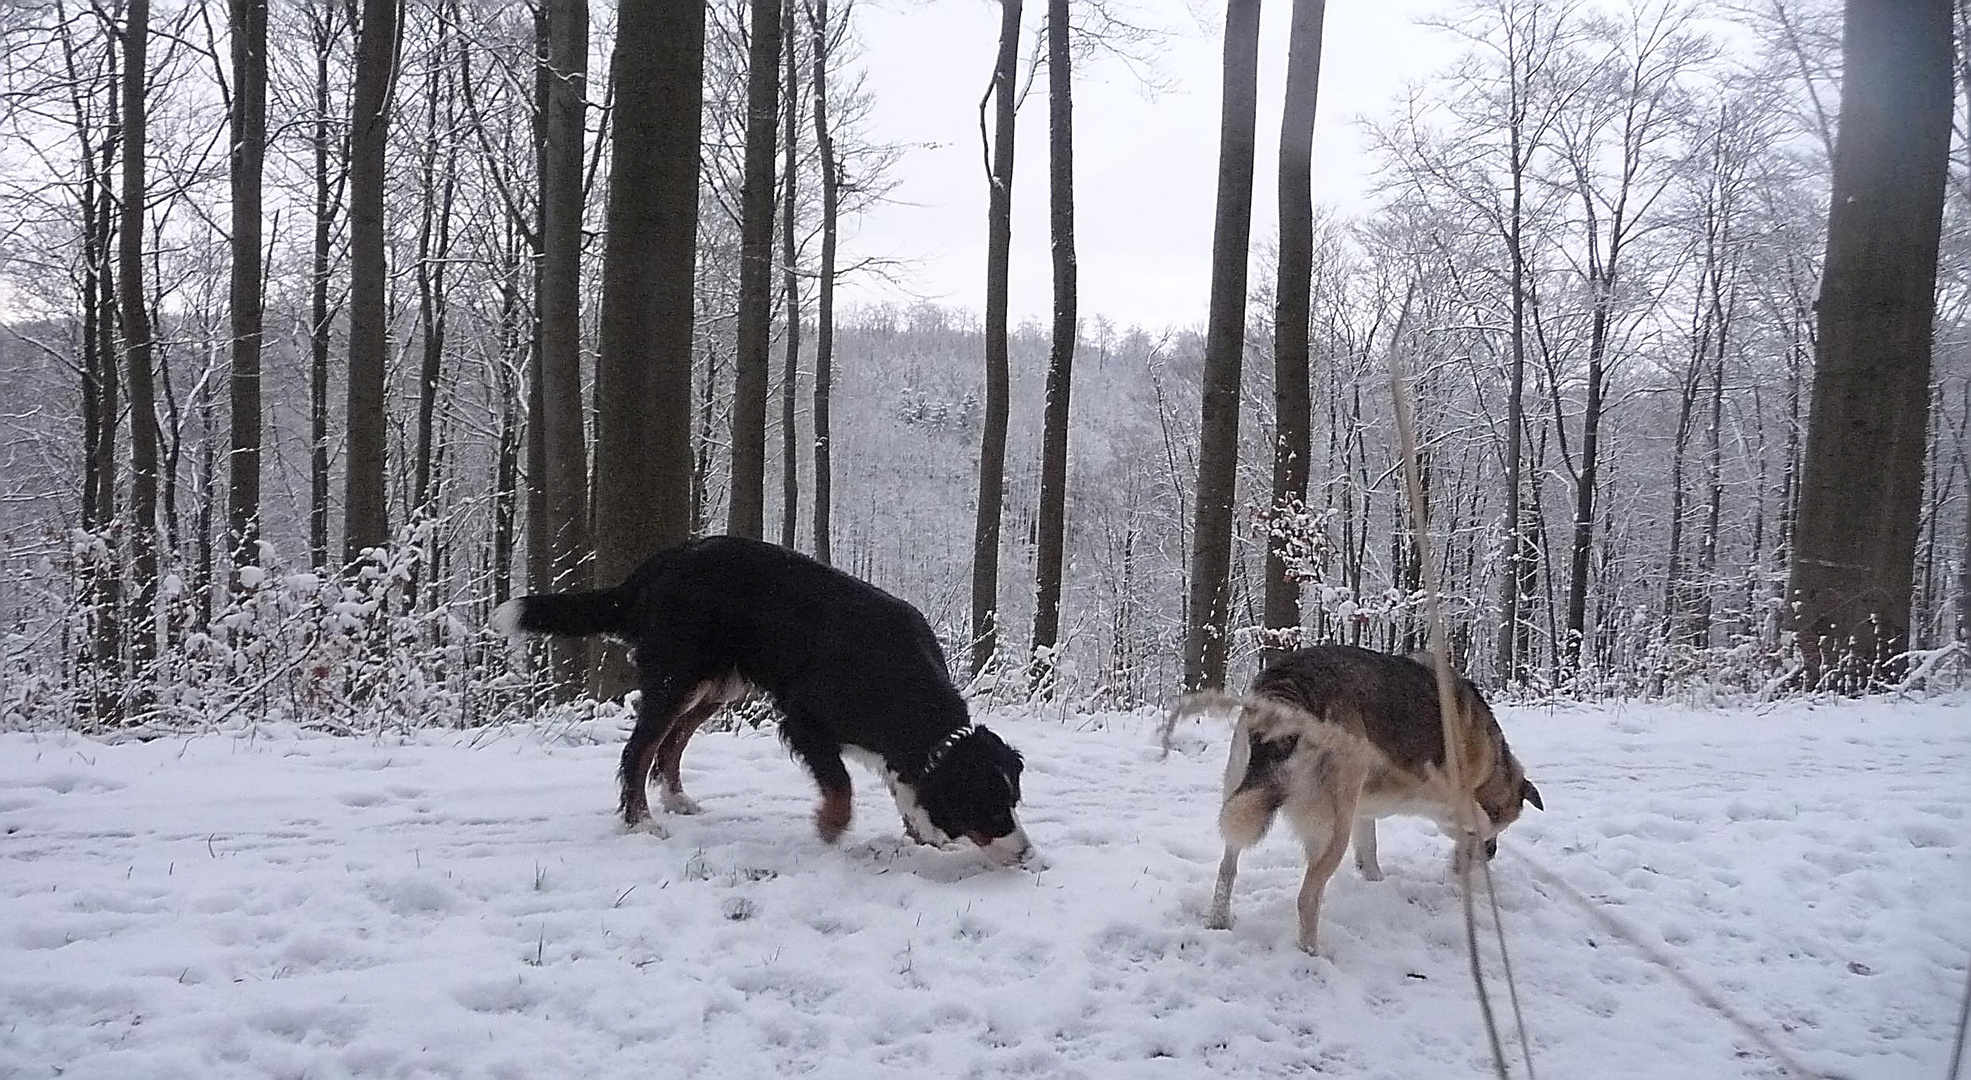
[781,716,853,843]
[816,782,853,842]
[619,676,703,827]
[655,699,719,815]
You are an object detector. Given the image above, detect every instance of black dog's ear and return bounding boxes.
[1522,779,1544,811]
[974,725,1023,770]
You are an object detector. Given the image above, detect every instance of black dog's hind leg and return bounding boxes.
[781,717,854,843]
[619,674,705,828]
[654,698,720,815]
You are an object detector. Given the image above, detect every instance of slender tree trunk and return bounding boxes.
[1497,118,1529,687]
[1182,0,1262,692]
[1789,0,1951,688]
[1958,388,1971,647]
[1695,320,1729,646]
[159,335,184,567]
[60,3,108,536]
[119,0,160,700]
[80,165,102,533]
[70,5,121,713]
[227,0,268,578]
[95,103,118,547]
[491,226,524,608]
[592,1,704,692]
[343,0,401,563]
[780,0,802,550]
[412,42,456,529]
[691,327,717,535]
[196,371,217,625]
[970,0,1022,679]
[1564,297,1608,676]
[536,0,592,691]
[1776,271,1810,640]
[526,311,552,598]
[1661,336,1702,667]
[308,1,338,569]
[1263,0,1326,665]
[1029,0,1080,689]
[809,0,838,565]
[729,0,783,539]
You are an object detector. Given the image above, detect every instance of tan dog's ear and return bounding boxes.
[1522,779,1544,811]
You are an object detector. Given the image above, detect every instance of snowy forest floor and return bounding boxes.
[2,696,1967,1079]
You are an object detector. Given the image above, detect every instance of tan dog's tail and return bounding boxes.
[1159,689,1261,754]
[1167,691,1374,850]
[1159,690,1368,759]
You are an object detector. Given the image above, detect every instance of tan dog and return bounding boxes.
[1163,645,1543,954]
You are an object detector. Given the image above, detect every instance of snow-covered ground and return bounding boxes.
[2,696,1966,1079]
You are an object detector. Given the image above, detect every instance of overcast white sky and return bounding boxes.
[834,0,1456,331]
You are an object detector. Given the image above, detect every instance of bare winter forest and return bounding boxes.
[0,0,1963,730]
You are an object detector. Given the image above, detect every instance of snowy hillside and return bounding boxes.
[2,697,1966,1079]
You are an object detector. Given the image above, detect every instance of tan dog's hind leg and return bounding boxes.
[1296,823,1350,955]
[1208,731,1282,933]
[1351,817,1383,881]
[1206,846,1242,929]
[1288,757,1366,955]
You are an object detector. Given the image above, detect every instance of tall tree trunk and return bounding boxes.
[1497,116,1530,687]
[80,175,103,533]
[196,371,217,625]
[61,2,109,536]
[1958,388,1971,648]
[343,0,401,563]
[1788,0,1951,689]
[119,0,160,699]
[780,0,802,550]
[729,0,784,539]
[227,0,268,578]
[592,1,704,691]
[413,26,457,526]
[308,0,339,569]
[1563,297,1607,677]
[1695,313,1729,647]
[1182,0,1262,692]
[970,0,1022,679]
[68,4,122,713]
[691,328,717,535]
[491,225,524,608]
[809,0,838,566]
[525,312,551,599]
[1262,0,1326,665]
[536,0,592,692]
[1029,0,1079,690]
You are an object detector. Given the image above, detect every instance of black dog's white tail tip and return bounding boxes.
[490,598,528,639]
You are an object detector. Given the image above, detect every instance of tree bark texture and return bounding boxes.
[1263,0,1326,665]
[119,0,161,690]
[970,0,1021,679]
[412,40,455,524]
[536,0,592,692]
[809,0,838,566]
[1029,0,1078,688]
[780,0,802,551]
[308,2,338,569]
[1789,0,1951,688]
[729,0,783,540]
[226,0,267,574]
[342,0,400,562]
[592,3,703,602]
[1183,0,1262,692]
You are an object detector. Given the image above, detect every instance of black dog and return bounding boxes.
[492,535,1032,865]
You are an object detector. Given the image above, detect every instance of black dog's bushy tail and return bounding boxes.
[490,586,628,639]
